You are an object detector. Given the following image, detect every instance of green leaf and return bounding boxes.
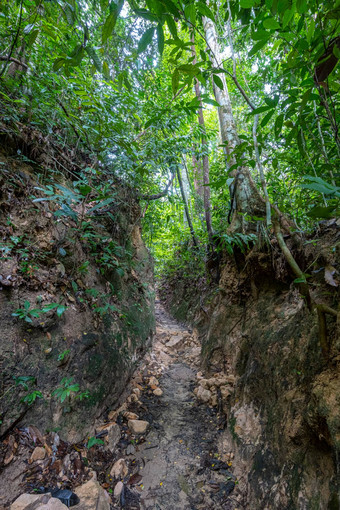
[240,0,256,7]
[251,105,273,114]
[261,109,275,126]
[42,303,59,312]
[157,24,164,55]
[213,74,224,90]
[87,197,115,213]
[306,18,315,44]
[274,113,284,138]
[53,58,65,71]
[166,14,177,38]
[297,128,306,157]
[102,3,122,45]
[172,69,180,96]
[296,0,308,14]
[197,2,215,20]
[248,38,269,56]
[177,64,199,75]
[252,30,270,40]
[57,305,67,317]
[102,61,110,80]
[282,8,295,28]
[78,184,92,196]
[85,46,102,72]
[160,0,179,15]
[184,4,196,24]
[27,29,39,47]
[87,436,105,449]
[202,97,220,107]
[138,27,155,54]
[263,17,280,29]
[307,206,338,219]
[294,277,307,283]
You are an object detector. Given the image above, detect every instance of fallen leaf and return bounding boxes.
[128,473,142,485]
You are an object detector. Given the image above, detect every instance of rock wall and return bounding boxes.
[161,229,340,509]
[0,136,155,443]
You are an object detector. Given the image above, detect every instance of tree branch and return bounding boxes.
[0,56,28,69]
[141,171,175,201]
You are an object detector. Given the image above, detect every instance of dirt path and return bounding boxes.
[116,300,236,509]
[1,300,238,510]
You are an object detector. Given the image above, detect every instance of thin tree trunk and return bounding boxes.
[253,114,271,226]
[176,167,198,247]
[192,149,204,199]
[191,33,213,241]
[202,16,265,231]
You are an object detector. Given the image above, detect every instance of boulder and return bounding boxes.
[10,494,68,510]
[39,499,68,509]
[11,494,50,510]
[128,420,149,434]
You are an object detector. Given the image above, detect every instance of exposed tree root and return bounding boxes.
[273,220,338,358]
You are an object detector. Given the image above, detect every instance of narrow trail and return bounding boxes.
[115,300,236,509]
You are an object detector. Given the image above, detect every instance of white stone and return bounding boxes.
[73,478,110,510]
[113,481,124,498]
[110,458,128,478]
[128,419,149,434]
[106,424,121,453]
[148,376,159,387]
[11,494,51,510]
[196,386,212,404]
[30,446,46,463]
[153,388,163,396]
[37,498,68,509]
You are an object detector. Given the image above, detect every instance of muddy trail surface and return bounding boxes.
[116,300,237,510]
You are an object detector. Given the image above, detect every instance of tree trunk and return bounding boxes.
[202,16,265,231]
[191,33,213,241]
[176,167,198,247]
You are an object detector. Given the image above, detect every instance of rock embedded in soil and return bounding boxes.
[153,388,163,396]
[128,419,149,434]
[110,458,128,478]
[11,493,50,509]
[148,376,159,387]
[10,493,67,510]
[73,477,110,510]
[123,411,139,420]
[29,446,46,463]
[126,444,136,455]
[196,386,212,403]
[113,481,124,498]
[105,423,121,452]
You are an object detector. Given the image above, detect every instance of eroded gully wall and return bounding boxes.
[161,234,340,510]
